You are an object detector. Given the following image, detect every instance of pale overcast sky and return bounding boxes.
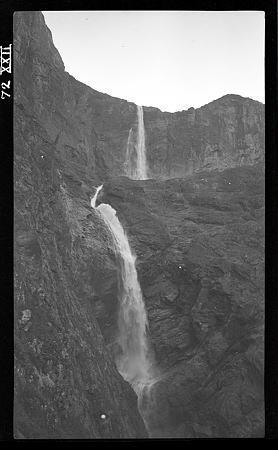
[43,11,264,112]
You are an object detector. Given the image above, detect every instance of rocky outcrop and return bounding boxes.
[14,11,264,439]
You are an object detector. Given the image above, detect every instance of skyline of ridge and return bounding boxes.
[43,10,265,113]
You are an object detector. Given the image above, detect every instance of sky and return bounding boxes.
[43,11,265,112]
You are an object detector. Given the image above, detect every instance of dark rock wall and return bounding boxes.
[144,96,264,178]
[100,166,264,438]
[14,11,264,439]
[14,11,147,438]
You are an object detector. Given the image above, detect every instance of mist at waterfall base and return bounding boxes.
[91,185,157,432]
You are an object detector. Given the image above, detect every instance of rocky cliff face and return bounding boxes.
[14,13,264,185]
[14,11,264,439]
[14,11,147,438]
[144,96,264,178]
[100,167,264,437]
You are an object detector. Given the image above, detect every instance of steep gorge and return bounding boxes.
[14,11,264,438]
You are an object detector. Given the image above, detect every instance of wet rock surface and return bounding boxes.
[14,11,264,438]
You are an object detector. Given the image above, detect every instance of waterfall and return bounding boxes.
[124,128,133,178]
[91,184,103,208]
[136,105,148,180]
[124,105,148,180]
[91,186,153,394]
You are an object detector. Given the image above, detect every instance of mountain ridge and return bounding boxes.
[14,11,264,181]
[41,13,264,114]
[14,10,264,439]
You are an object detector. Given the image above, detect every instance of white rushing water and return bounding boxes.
[135,105,148,180]
[124,128,133,178]
[91,185,153,393]
[125,105,148,180]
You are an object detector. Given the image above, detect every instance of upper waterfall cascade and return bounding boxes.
[125,105,148,180]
